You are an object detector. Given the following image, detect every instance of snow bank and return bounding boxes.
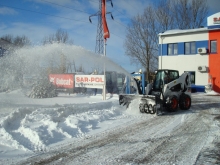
[205,90,220,96]
[0,101,124,152]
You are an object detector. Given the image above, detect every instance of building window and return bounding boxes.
[168,43,178,55]
[185,42,196,54]
[210,40,217,53]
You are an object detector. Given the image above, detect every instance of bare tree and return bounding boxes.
[43,29,73,44]
[124,0,208,79]
[59,53,67,74]
[154,0,208,30]
[1,34,31,47]
[76,64,84,72]
[13,35,31,47]
[1,34,13,43]
[66,61,73,73]
[190,0,208,28]
[124,6,158,81]
[172,0,208,29]
[155,0,176,32]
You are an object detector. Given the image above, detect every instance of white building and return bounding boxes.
[158,12,220,93]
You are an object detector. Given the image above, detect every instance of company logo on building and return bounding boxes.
[213,17,220,24]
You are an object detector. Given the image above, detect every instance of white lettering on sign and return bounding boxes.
[56,78,71,85]
[49,74,74,89]
[213,17,220,24]
[75,75,105,89]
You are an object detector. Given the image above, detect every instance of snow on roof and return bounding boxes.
[159,27,208,36]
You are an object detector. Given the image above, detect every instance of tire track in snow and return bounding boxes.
[16,95,220,165]
[18,112,184,164]
[135,112,210,164]
[194,96,220,165]
[62,112,194,165]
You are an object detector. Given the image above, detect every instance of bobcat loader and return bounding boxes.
[119,69,191,115]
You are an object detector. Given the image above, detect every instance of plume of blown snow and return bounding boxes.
[0,43,131,92]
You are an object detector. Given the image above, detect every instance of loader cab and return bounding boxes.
[153,69,179,91]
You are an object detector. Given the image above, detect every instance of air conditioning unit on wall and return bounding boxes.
[197,47,207,54]
[198,66,207,72]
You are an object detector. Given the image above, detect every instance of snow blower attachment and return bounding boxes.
[119,69,192,115]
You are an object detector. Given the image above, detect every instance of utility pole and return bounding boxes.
[89,0,113,100]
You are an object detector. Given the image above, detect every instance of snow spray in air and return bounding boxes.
[0,43,132,91]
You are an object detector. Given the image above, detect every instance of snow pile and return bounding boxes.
[0,101,124,152]
[205,90,220,96]
[126,98,142,115]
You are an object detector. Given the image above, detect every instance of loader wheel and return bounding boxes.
[149,104,156,114]
[179,94,191,110]
[167,95,178,112]
[144,104,149,113]
[139,104,145,113]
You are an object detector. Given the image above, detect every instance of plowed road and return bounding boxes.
[18,94,220,165]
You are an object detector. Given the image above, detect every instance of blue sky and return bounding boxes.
[0,0,220,73]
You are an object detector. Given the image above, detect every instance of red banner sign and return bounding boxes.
[49,74,74,89]
[102,0,110,39]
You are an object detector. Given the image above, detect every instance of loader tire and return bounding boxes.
[139,104,144,113]
[144,104,149,113]
[167,95,178,112]
[179,94,191,110]
[149,104,155,114]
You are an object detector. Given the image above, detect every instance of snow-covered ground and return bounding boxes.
[0,89,140,164]
[0,89,220,165]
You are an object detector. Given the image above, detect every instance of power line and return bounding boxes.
[40,0,128,29]
[0,4,90,24]
[40,0,91,15]
[89,0,131,20]
[110,31,125,40]
[0,3,125,40]
[112,18,128,29]
[88,0,100,4]
[113,8,131,21]
[89,0,130,29]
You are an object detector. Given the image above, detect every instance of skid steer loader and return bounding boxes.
[119,69,191,115]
